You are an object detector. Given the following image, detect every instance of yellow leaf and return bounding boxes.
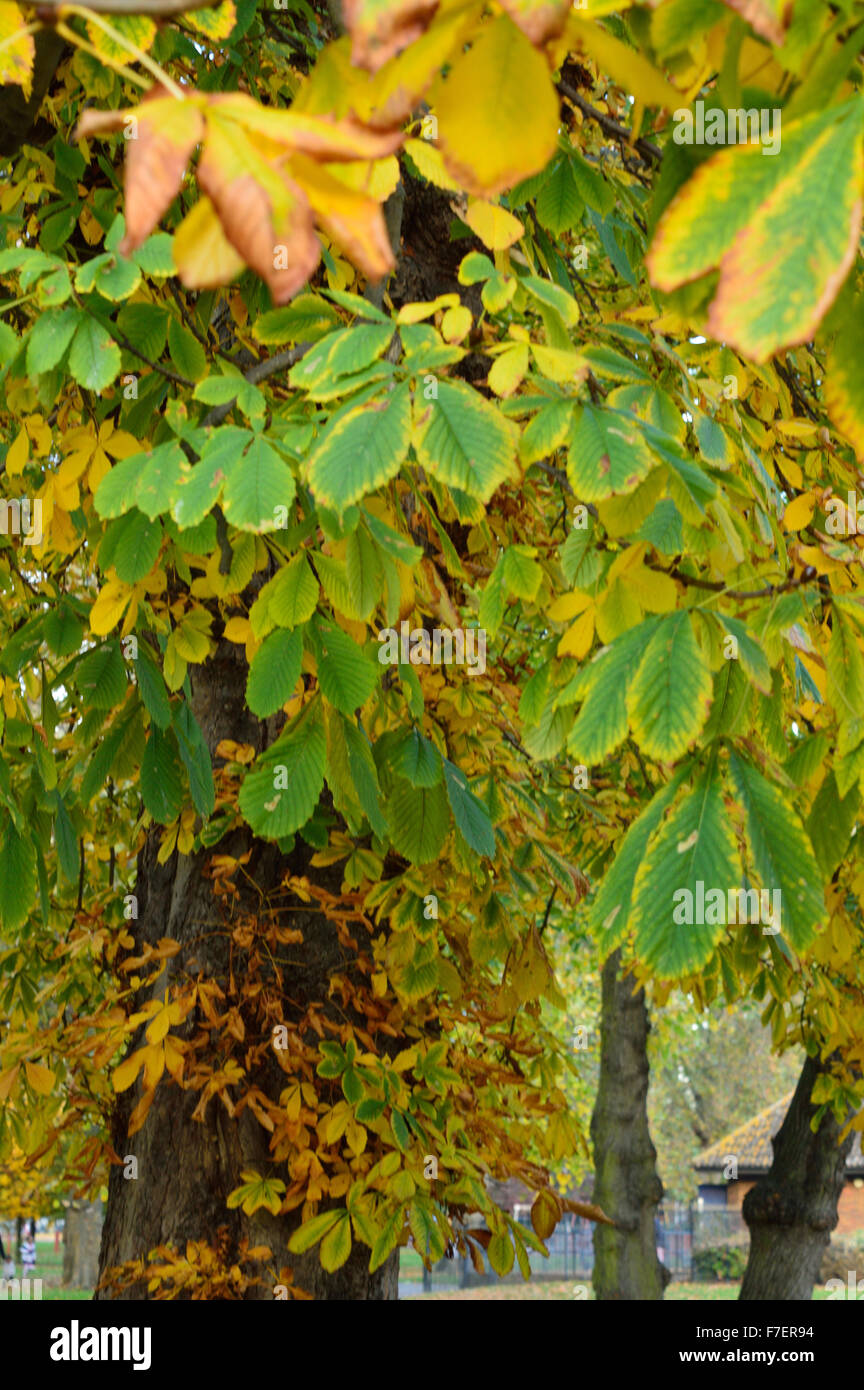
[223,616,253,643]
[6,427,29,476]
[488,343,529,397]
[24,1060,55,1095]
[172,195,246,291]
[441,304,472,343]
[630,563,678,614]
[90,579,134,636]
[530,344,586,382]
[557,605,595,659]
[0,2,34,97]
[403,137,463,192]
[435,16,559,196]
[113,1049,145,1093]
[568,16,683,109]
[464,198,524,250]
[396,292,460,324]
[783,492,816,532]
[0,1064,19,1101]
[548,589,593,622]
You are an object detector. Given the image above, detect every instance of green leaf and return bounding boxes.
[253,293,339,345]
[262,551,320,630]
[320,1212,353,1272]
[565,621,658,765]
[173,704,215,820]
[535,156,583,235]
[567,406,656,502]
[116,302,170,361]
[112,511,163,582]
[626,613,713,761]
[172,427,251,529]
[222,435,296,531]
[239,707,326,838]
[443,758,495,858]
[246,627,303,718]
[74,641,127,710]
[168,318,207,381]
[345,525,384,619]
[728,753,825,951]
[69,317,121,392]
[307,383,411,516]
[806,771,859,879]
[136,645,172,730]
[52,792,80,884]
[141,726,184,824]
[95,452,145,519]
[588,768,688,953]
[0,821,38,931]
[26,307,80,374]
[648,100,863,361]
[386,778,450,864]
[311,619,377,715]
[413,380,516,502]
[341,717,386,838]
[287,1209,343,1255]
[134,441,187,520]
[389,728,442,788]
[631,768,742,979]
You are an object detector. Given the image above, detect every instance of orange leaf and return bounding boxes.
[342,0,440,72]
[197,119,320,305]
[291,155,394,283]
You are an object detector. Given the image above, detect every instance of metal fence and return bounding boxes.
[399,1201,749,1295]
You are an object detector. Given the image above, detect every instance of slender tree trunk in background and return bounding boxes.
[590,949,668,1300]
[96,640,398,1300]
[740,1054,853,1300]
[63,1200,104,1289]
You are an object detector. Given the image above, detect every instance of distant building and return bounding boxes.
[693,1095,864,1235]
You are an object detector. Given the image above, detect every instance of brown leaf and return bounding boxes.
[343,0,441,71]
[206,92,403,161]
[121,97,205,253]
[198,137,319,305]
[291,154,394,283]
[561,1196,615,1226]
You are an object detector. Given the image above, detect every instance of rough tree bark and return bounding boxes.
[95,640,397,1300]
[740,1053,854,1300]
[63,1201,104,1289]
[590,948,668,1300]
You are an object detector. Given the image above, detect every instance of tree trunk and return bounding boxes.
[740,1053,854,1300]
[590,949,668,1300]
[63,1200,104,1289]
[96,639,398,1300]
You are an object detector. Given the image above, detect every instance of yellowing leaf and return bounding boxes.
[557,605,595,659]
[113,1049,145,1093]
[172,195,246,290]
[783,492,817,532]
[24,1060,55,1095]
[0,2,34,97]
[441,304,472,342]
[435,16,559,196]
[90,579,134,636]
[464,199,524,249]
[568,16,683,109]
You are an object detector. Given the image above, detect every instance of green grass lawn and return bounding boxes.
[3,1238,92,1300]
[401,1280,843,1300]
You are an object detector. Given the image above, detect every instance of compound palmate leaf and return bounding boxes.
[631,767,742,979]
[648,100,864,361]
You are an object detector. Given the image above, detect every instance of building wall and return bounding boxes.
[724,1179,864,1235]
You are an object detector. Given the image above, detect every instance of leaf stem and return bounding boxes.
[61,4,187,99]
[55,19,150,89]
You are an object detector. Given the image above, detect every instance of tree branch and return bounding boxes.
[558,80,662,166]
